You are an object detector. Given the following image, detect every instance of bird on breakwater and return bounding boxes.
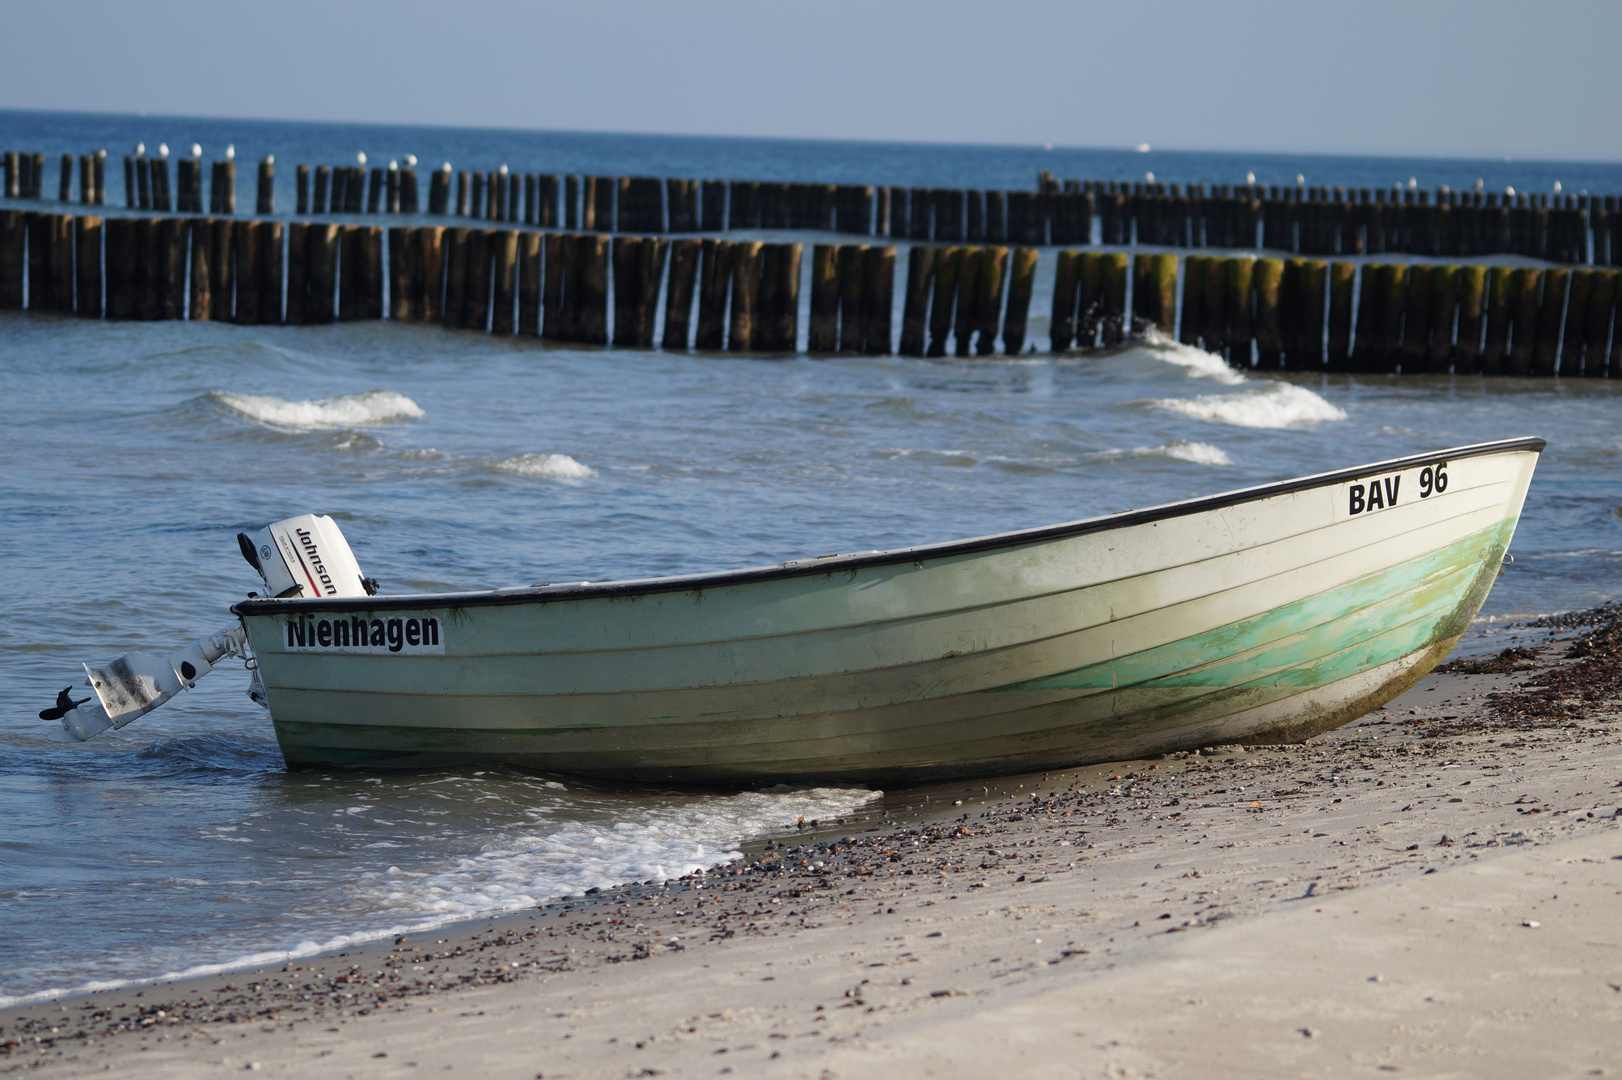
[357,151,367,165]
[135,142,145,156]
[158,144,168,158]
[404,155,417,167]
[191,144,201,157]
[39,687,89,723]
[225,144,235,160]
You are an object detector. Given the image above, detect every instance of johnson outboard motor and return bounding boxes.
[43,514,375,743]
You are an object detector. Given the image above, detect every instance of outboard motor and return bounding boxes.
[43,514,375,744]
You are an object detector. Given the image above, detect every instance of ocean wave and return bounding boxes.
[1084,441,1233,467]
[208,389,425,429]
[489,453,597,480]
[1150,381,1347,429]
[1137,332,1247,385]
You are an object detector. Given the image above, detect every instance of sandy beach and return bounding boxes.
[5,612,1621,1079]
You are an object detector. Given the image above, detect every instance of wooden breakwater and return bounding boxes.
[4,205,1618,375]
[9,150,1622,266]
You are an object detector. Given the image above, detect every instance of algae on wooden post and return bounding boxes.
[1427,264,1459,373]
[1223,256,1255,369]
[1099,252,1129,346]
[1251,257,1284,367]
[1453,265,1488,373]
[1002,247,1039,355]
[1326,261,1356,370]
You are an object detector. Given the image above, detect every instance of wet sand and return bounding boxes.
[5,616,1621,1079]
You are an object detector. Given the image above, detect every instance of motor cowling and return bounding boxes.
[238,514,376,600]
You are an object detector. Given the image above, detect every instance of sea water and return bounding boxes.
[1,111,1619,1003]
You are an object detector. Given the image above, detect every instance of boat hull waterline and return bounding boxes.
[234,438,1544,783]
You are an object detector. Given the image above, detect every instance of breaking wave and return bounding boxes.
[209,389,425,429]
[489,453,597,480]
[1085,441,1233,466]
[1150,381,1346,429]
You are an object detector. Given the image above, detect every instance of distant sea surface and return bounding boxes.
[1,110,1619,1005]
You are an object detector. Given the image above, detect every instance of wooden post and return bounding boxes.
[1506,267,1542,376]
[1366,264,1405,373]
[1560,270,1593,376]
[400,168,418,214]
[727,241,761,351]
[415,225,443,322]
[386,226,414,321]
[75,215,101,317]
[1427,264,1459,372]
[668,179,698,233]
[1533,268,1567,376]
[149,157,170,212]
[133,217,162,319]
[909,187,932,240]
[441,227,469,327]
[1002,247,1038,355]
[899,245,934,357]
[611,237,654,346]
[756,243,785,348]
[285,222,309,324]
[491,229,518,334]
[102,217,134,318]
[693,240,731,349]
[1326,261,1355,369]
[1252,257,1285,367]
[808,244,840,353]
[861,245,892,355]
[1072,251,1101,348]
[204,218,232,321]
[0,210,23,309]
[1579,270,1615,376]
[233,220,260,324]
[1480,267,1512,375]
[952,248,984,357]
[662,237,701,349]
[296,164,309,214]
[24,212,51,311]
[1399,264,1434,370]
[518,231,542,335]
[259,221,284,323]
[1197,256,1226,356]
[1178,254,1206,347]
[186,218,210,317]
[1148,253,1177,337]
[701,180,727,232]
[464,228,493,330]
[974,246,1010,356]
[1051,249,1080,351]
[1224,257,1256,368]
[541,233,568,340]
[427,166,449,214]
[2,152,16,199]
[837,244,867,353]
[730,182,759,231]
[578,234,610,344]
[256,158,274,215]
[386,165,401,215]
[1099,252,1129,346]
[305,222,337,323]
[927,247,961,357]
[1453,264,1488,373]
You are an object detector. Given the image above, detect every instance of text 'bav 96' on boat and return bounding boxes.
[43,437,1543,785]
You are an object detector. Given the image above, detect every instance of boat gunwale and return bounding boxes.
[232,436,1545,618]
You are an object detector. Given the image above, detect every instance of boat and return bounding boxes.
[46,437,1543,784]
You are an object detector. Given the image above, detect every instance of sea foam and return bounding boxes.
[1151,381,1347,429]
[210,389,425,429]
[490,453,597,480]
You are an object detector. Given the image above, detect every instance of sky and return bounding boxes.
[1,0,1618,162]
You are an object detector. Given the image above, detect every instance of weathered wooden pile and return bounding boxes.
[9,150,1619,265]
[5,202,1618,374]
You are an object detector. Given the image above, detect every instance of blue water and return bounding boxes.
[2,110,1620,1004]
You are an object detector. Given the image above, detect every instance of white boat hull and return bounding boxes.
[234,439,1542,783]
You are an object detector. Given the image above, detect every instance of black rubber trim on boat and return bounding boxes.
[234,436,1547,617]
